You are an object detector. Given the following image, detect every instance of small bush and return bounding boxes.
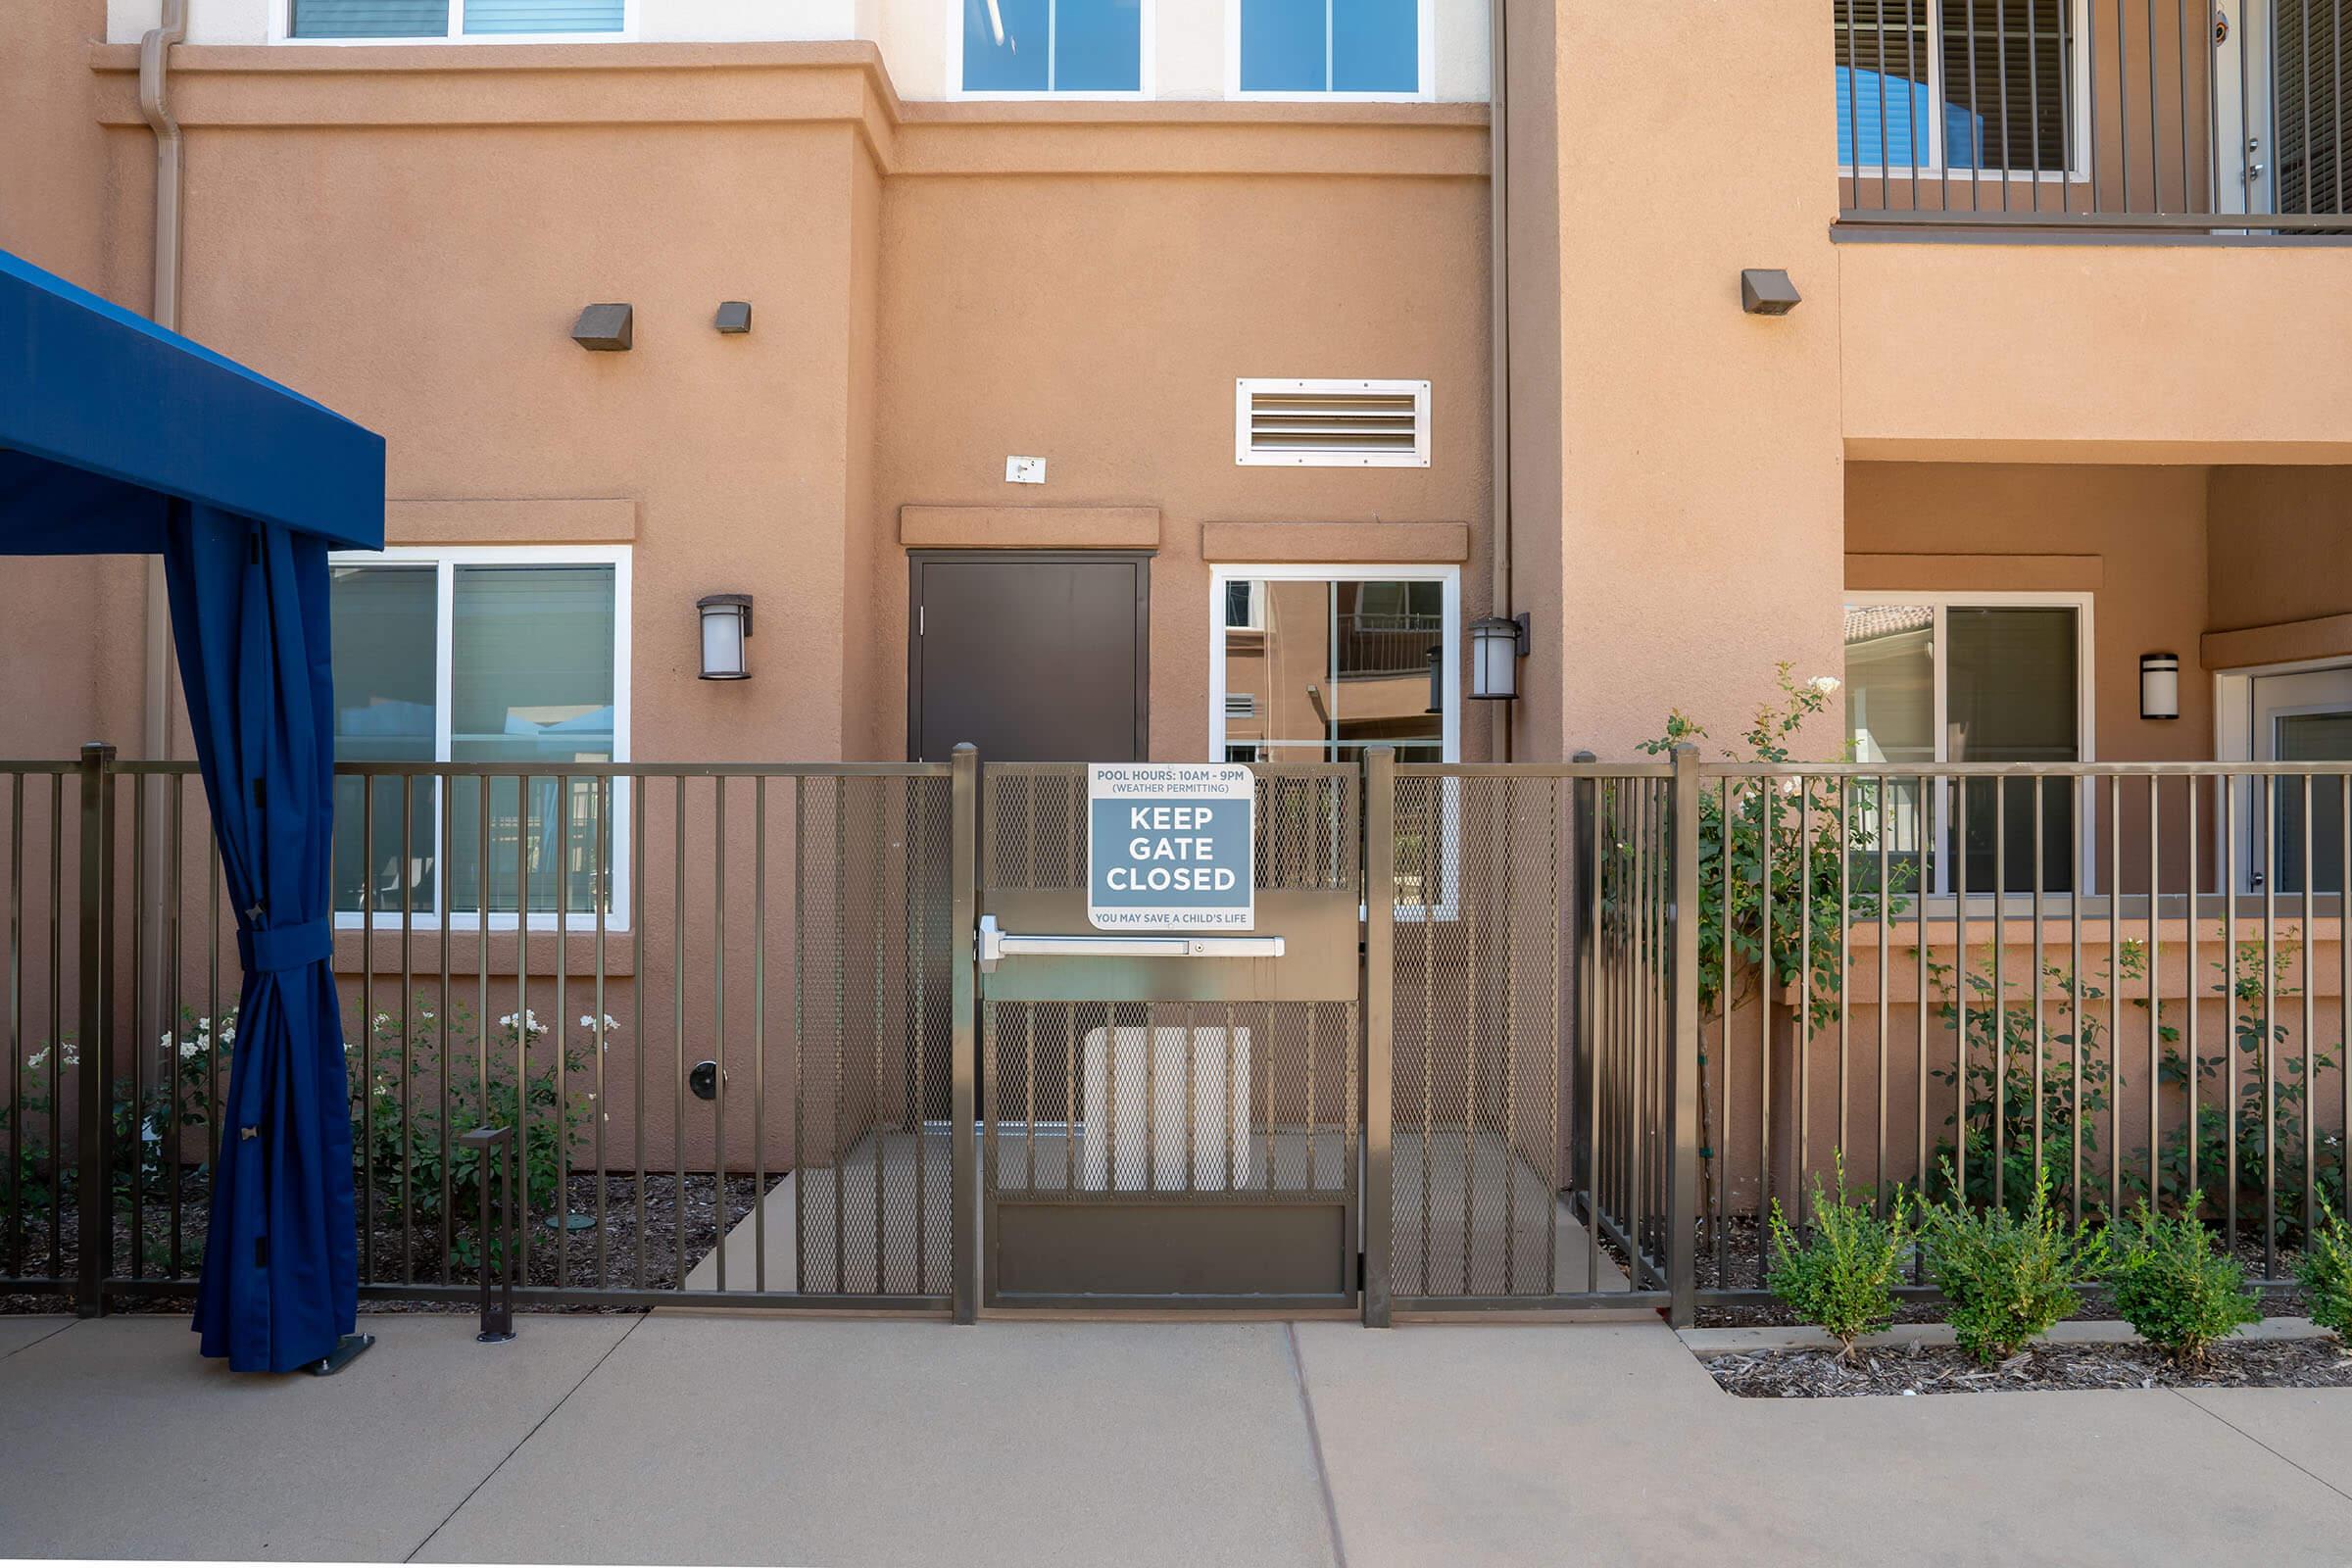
[1922,1162,2107,1365]
[1765,1155,1912,1355]
[2296,1205,2352,1343]
[2106,1200,2261,1363]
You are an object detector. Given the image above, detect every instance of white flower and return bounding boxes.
[25,1048,47,1071]
[178,1041,203,1060]
[579,1013,620,1033]
[1809,675,1842,695]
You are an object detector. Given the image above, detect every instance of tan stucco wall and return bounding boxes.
[1844,462,2215,763]
[2207,466,2352,638]
[1539,0,1847,758]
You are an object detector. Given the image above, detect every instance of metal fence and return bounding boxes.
[1697,760,2352,1305]
[2,747,968,1316]
[1837,0,2351,233]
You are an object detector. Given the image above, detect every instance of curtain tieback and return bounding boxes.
[237,920,333,974]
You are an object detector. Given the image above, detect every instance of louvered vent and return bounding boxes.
[1236,379,1431,467]
[1225,694,1258,719]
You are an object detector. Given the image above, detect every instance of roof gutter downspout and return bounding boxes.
[137,1,187,1035]
[1487,0,1514,763]
[137,0,185,769]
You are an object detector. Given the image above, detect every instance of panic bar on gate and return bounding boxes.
[976,914,1285,973]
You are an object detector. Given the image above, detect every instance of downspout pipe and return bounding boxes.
[138,0,188,1037]
[1487,0,1514,763]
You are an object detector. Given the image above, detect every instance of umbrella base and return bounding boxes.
[304,1333,376,1377]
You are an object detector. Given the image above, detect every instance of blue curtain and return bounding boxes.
[169,504,358,1373]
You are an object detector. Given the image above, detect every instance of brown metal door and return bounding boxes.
[908,553,1150,763]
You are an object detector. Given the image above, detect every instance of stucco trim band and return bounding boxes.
[1201,520,1471,563]
[387,497,638,544]
[899,505,1161,550]
[2203,612,2352,672]
[1844,552,2102,593]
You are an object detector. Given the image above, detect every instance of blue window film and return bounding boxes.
[462,0,621,30]
[1835,66,1935,167]
[964,0,1051,90]
[1332,0,1418,92]
[290,0,447,36]
[1241,0,1326,91]
[1057,0,1143,89]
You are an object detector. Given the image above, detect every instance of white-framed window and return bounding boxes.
[1235,379,1432,468]
[1836,0,2090,179]
[1228,0,1434,100]
[326,545,632,929]
[1211,564,1460,915]
[1843,590,2094,896]
[276,0,634,43]
[952,0,1152,96]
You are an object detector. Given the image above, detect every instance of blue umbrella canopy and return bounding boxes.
[0,246,384,1372]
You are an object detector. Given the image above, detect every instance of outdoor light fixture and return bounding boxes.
[697,593,754,680]
[1470,613,1530,702]
[1426,645,1445,715]
[2140,652,2181,720]
[571,303,633,351]
[714,301,753,334]
[1740,269,1802,316]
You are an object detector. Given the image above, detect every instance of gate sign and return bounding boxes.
[1087,764,1255,930]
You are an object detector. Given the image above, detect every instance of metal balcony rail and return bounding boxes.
[1836,0,2351,234]
[1335,611,1445,679]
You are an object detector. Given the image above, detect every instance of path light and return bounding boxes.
[2140,652,2180,720]
[698,593,753,680]
[1470,613,1529,702]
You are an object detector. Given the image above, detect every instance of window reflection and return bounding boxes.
[1221,576,1445,764]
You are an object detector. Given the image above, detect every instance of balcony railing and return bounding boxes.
[1837,0,2349,234]
[1335,611,1444,679]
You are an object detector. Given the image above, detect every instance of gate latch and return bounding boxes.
[976,914,1285,973]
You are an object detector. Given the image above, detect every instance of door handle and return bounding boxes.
[976,914,1284,972]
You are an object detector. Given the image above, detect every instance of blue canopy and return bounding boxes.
[0,247,384,1373]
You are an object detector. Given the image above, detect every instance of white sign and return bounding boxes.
[1087,764,1255,930]
[1004,455,1047,484]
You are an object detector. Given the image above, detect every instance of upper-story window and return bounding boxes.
[1835,0,2080,174]
[1234,0,1428,97]
[289,0,626,38]
[959,0,1147,93]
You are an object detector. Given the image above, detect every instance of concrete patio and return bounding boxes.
[4,1309,2351,1566]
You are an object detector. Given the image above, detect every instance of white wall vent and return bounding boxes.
[1235,379,1431,467]
[1224,693,1258,719]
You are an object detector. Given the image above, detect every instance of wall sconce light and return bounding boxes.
[1470,613,1530,702]
[714,301,753,334]
[2140,652,2180,720]
[571,303,633,351]
[1740,269,1802,316]
[1426,645,1445,715]
[698,594,754,680]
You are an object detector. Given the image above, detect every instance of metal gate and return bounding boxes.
[976,762,1362,1308]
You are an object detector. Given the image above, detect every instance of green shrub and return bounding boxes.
[1922,1162,2107,1364]
[1765,1154,1911,1355]
[2107,1200,2261,1363]
[2296,1205,2352,1343]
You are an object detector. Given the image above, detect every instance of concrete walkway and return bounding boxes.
[3,1311,2350,1566]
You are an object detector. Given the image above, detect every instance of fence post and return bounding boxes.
[1666,744,1701,1328]
[1361,747,1396,1327]
[948,744,980,1325]
[74,743,115,1317]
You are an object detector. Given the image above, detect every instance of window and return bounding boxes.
[1233,0,1428,96]
[327,547,630,925]
[958,0,1147,93]
[1844,593,2090,895]
[1837,0,2081,174]
[1236,379,1432,468]
[1210,565,1458,765]
[288,0,627,38]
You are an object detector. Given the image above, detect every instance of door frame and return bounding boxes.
[2213,0,2277,216]
[906,550,1152,763]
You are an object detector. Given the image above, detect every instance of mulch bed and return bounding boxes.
[1705,1336,2352,1397]
[2,1170,767,1315]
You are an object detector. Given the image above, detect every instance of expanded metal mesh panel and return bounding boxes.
[792,774,954,1296]
[985,999,1357,1202]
